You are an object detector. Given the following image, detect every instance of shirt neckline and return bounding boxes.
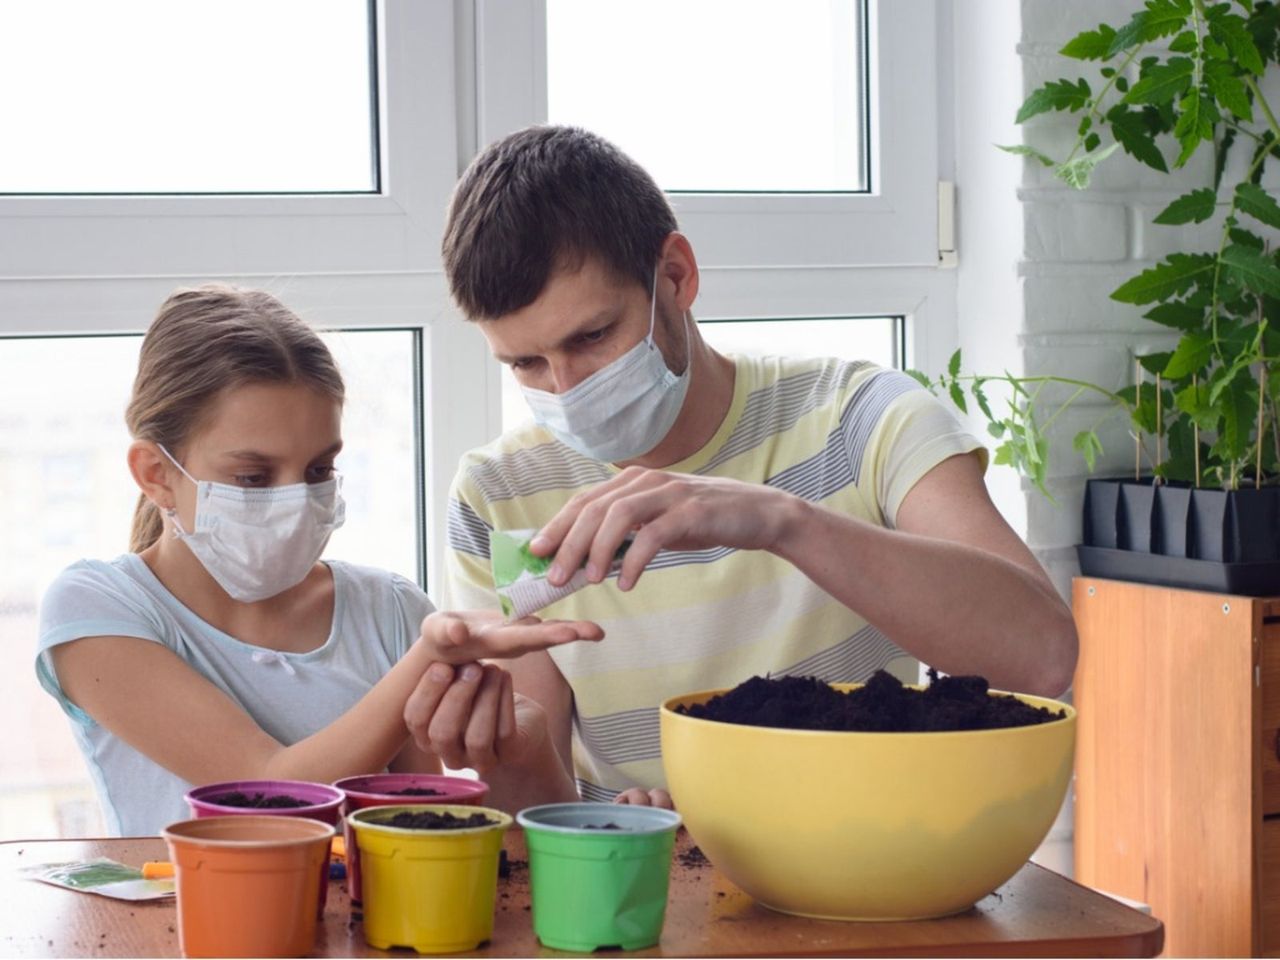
[121,553,344,661]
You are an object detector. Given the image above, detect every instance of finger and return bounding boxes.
[616,511,687,591]
[648,788,674,810]
[495,670,517,756]
[531,469,646,557]
[469,620,604,659]
[584,486,681,585]
[426,662,485,769]
[538,618,606,641]
[543,469,655,583]
[461,665,505,774]
[403,662,455,753]
[613,788,650,806]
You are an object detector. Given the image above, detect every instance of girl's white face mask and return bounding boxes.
[157,445,345,603]
[519,268,692,462]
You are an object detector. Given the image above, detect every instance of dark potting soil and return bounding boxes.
[678,845,710,869]
[676,669,1065,732]
[380,810,497,830]
[581,822,624,830]
[383,787,444,796]
[206,791,310,808]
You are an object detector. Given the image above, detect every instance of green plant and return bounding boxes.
[912,0,1280,495]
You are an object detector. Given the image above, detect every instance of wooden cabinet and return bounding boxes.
[1073,577,1273,957]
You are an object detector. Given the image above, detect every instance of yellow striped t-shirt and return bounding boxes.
[444,355,985,801]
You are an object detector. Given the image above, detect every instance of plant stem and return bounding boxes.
[1063,46,1145,165]
[1039,386,1087,433]
[1246,74,1280,142]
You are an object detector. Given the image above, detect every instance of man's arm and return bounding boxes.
[772,452,1077,697]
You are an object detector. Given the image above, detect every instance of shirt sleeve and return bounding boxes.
[442,471,501,613]
[846,370,988,529]
[35,560,167,725]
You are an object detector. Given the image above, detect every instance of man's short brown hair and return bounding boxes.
[442,126,678,321]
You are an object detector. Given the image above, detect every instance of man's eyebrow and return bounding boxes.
[495,308,620,364]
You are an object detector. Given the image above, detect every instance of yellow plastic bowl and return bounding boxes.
[660,683,1075,921]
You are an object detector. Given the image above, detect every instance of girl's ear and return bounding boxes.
[127,441,177,510]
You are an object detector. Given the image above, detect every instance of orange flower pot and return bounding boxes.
[162,815,335,958]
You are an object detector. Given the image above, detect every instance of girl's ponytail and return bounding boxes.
[125,285,345,552]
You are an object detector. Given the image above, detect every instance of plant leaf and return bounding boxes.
[1145,300,1205,329]
[905,369,933,389]
[1061,24,1118,60]
[1139,351,1176,375]
[949,380,968,413]
[1016,78,1092,124]
[1111,253,1217,304]
[996,143,1055,166]
[1109,108,1170,172]
[1123,56,1194,105]
[1173,90,1220,166]
[1212,11,1266,73]
[1153,187,1218,224]
[972,381,994,421]
[948,348,962,377]
[1204,59,1253,120]
[1222,244,1280,298]
[1163,331,1214,378]
[1073,430,1104,471]
[1055,142,1121,189]
[1235,182,1280,229]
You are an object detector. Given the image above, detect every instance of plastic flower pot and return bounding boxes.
[516,802,682,952]
[162,815,334,959]
[184,779,343,917]
[347,804,511,954]
[332,773,488,903]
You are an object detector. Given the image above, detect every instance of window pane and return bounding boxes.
[501,316,898,433]
[0,0,376,194]
[0,329,418,839]
[546,0,868,193]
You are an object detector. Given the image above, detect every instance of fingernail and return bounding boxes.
[530,534,549,553]
[548,563,564,584]
[461,664,482,682]
[617,575,632,591]
[428,663,451,682]
[585,562,600,582]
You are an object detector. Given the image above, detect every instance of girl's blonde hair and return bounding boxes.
[126,285,345,553]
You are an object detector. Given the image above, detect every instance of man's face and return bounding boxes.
[479,257,681,395]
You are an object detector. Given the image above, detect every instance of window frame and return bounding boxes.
[474,0,940,269]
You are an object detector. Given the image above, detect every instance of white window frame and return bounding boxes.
[0,0,496,592]
[473,0,940,269]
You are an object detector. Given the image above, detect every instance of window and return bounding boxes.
[0,330,420,838]
[0,0,377,195]
[546,0,869,193]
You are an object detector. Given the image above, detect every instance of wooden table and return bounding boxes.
[0,832,1163,957]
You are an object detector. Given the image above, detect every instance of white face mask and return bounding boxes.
[157,445,346,603]
[520,268,692,462]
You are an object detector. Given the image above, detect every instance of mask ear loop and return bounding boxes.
[155,444,197,538]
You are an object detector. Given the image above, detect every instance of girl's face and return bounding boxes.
[168,382,342,517]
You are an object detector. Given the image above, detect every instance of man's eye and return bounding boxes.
[580,328,607,344]
[510,357,538,371]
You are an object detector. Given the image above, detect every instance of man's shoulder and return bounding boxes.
[452,420,613,507]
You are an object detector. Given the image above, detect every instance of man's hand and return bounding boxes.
[613,787,675,809]
[529,466,800,591]
[419,610,603,664]
[403,661,549,775]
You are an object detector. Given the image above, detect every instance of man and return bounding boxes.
[409,125,1077,808]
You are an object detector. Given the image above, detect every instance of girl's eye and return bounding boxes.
[234,473,269,487]
[308,464,336,482]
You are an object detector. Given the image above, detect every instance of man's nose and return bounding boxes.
[547,359,589,394]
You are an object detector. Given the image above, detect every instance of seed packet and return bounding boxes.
[490,529,631,619]
[22,857,175,901]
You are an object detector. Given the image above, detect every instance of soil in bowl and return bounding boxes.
[676,668,1065,732]
[376,810,498,830]
[580,823,625,830]
[205,791,310,808]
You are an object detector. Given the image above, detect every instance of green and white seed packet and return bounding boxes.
[22,858,175,901]
[489,529,631,620]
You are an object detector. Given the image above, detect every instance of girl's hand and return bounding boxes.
[403,661,548,775]
[613,787,675,809]
[419,610,603,664]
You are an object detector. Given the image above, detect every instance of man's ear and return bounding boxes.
[127,441,177,511]
[658,232,699,313]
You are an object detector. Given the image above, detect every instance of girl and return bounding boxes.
[35,285,599,835]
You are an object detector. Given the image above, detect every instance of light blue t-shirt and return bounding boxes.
[36,554,435,836]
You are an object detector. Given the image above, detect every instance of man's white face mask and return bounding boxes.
[158,444,345,603]
[519,266,692,462]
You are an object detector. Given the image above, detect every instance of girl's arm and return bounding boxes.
[49,614,600,786]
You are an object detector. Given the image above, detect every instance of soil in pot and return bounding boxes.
[676,669,1065,732]
[205,791,310,808]
[383,787,445,796]
[580,823,625,830]
[376,810,498,830]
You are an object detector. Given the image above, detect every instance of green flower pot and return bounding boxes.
[516,803,681,952]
